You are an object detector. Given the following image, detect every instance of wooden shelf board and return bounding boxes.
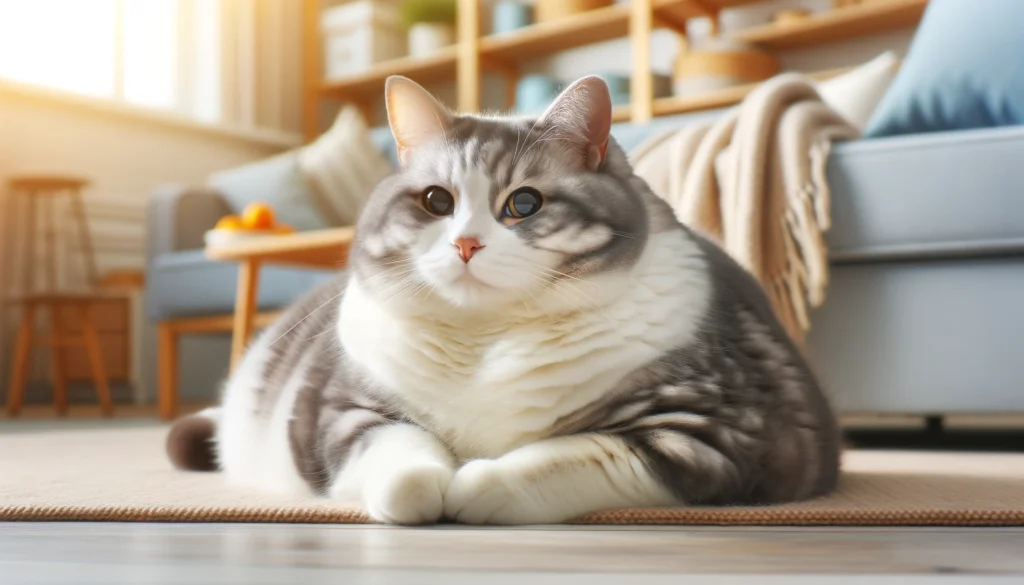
[320,46,459,99]
[657,0,767,27]
[736,0,928,50]
[611,105,631,123]
[651,68,849,118]
[480,3,630,63]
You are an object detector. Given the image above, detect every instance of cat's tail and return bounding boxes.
[166,407,220,472]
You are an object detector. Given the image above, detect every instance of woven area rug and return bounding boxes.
[2,425,1024,526]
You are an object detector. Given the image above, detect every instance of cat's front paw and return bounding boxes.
[365,463,452,525]
[443,459,532,525]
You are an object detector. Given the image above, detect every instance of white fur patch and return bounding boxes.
[444,433,676,524]
[330,424,455,524]
[339,229,711,460]
[216,332,313,497]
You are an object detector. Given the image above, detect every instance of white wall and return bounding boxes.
[0,86,289,272]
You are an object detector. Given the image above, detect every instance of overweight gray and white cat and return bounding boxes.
[167,75,840,525]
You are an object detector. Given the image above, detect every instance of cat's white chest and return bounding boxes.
[338,231,708,459]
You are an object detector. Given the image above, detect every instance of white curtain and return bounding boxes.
[219,0,304,135]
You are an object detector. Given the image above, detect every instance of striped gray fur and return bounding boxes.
[168,76,839,522]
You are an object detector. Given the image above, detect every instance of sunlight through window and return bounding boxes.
[0,0,117,98]
[0,0,220,122]
[123,0,178,110]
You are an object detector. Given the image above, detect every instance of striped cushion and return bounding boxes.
[298,106,395,227]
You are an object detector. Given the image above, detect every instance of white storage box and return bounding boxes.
[321,1,407,79]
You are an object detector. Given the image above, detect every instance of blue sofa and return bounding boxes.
[146,117,1024,417]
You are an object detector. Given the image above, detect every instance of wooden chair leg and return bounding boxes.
[158,321,179,421]
[48,304,69,416]
[230,259,261,372]
[78,304,113,416]
[6,303,37,417]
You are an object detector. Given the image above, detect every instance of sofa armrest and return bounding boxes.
[147,184,232,263]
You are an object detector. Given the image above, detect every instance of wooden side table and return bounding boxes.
[155,227,355,421]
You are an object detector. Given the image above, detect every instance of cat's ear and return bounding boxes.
[536,76,613,171]
[385,76,453,165]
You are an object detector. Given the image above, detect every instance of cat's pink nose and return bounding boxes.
[453,237,484,263]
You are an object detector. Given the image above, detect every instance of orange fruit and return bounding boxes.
[242,203,276,230]
[215,215,243,230]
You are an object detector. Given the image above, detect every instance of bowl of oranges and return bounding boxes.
[204,203,295,247]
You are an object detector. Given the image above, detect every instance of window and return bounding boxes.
[0,0,221,123]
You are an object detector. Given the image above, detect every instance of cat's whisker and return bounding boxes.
[266,289,346,348]
[376,256,416,267]
[520,271,590,314]
[511,124,524,170]
[511,115,548,168]
[365,266,421,286]
[377,279,421,303]
[528,263,600,290]
[304,328,337,342]
[517,126,560,165]
[523,269,616,324]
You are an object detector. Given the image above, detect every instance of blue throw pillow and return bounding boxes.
[864,0,1024,137]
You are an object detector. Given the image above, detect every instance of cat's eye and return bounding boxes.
[421,187,455,216]
[503,188,542,219]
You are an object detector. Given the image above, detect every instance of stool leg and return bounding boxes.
[78,304,113,416]
[6,303,37,417]
[157,322,179,421]
[49,305,69,416]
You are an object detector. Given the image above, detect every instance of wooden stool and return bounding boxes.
[2,176,114,416]
[6,295,114,416]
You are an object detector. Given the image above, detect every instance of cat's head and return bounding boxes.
[351,75,650,312]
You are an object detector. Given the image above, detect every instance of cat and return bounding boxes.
[166,75,840,525]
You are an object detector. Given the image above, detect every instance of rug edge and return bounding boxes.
[3,505,1024,527]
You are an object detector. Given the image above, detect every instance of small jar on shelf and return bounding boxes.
[400,0,457,58]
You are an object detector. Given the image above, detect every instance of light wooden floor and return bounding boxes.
[0,523,1022,583]
[0,402,213,421]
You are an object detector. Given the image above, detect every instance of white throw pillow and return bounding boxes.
[815,51,901,133]
[297,106,395,226]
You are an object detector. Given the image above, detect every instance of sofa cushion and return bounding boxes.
[146,250,336,320]
[864,0,1024,137]
[826,125,1024,262]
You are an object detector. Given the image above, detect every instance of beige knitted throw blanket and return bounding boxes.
[631,74,859,343]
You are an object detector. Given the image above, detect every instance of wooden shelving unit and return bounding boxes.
[321,47,458,100]
[652,67,849,117]
[477,0,751,63]
[479,3,631,64]
[737,0,928,50]
[302,0,927,140]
